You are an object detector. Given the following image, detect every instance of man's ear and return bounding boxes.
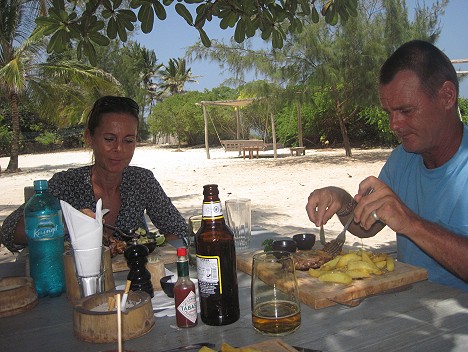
[438,81,457,109]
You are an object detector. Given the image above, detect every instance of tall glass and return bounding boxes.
[251,251,301,336]
[225,198,251,250]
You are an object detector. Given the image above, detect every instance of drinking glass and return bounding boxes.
[225,198,251,250]
[251,251,301,336]
[187,215,202,266]
[71,246,105,297]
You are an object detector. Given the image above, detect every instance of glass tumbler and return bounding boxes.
[251,251,301,336]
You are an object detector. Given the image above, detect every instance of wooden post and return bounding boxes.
[271,113,277,159]
[236,107,241,156]
[297,100,303,148]
[202,103,210,159]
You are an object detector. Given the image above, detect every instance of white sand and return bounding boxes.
[0,145,396,262]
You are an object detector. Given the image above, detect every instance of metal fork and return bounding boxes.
[323,188,374,256]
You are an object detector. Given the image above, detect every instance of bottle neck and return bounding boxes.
[177,256,189,277]
[202,200,224,220]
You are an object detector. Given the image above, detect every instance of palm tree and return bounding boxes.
[0,0,120,172]
[158,58,199,96]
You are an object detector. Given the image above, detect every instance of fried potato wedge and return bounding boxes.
[319,270,353,285]
[336,253,362,268]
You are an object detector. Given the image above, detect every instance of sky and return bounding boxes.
[135,0,468,98]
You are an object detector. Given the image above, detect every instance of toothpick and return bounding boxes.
[116,293,122,352]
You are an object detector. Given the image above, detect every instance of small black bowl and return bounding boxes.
[160,275,175,298]
[272,239,297,253]
[293,233,316,250]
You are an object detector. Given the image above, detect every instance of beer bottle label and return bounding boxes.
[196,255,224,294]
[202,201,224,220]
[177,290,198,323]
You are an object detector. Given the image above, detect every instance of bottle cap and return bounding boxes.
[33,180,48,191]
[177,247,187,256]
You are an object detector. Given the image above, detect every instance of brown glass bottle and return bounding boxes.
[195,184,240,326]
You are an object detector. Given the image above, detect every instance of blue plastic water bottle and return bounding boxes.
[24,180,66,297]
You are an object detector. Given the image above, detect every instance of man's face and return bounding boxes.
[379,70,447,156]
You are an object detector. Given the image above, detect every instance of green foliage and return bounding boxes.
[35,131,59,146]
[460,98,468,123]
[35,0,358,63]
[147,87,240,145]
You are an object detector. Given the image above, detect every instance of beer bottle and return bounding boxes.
[196,184,240,326]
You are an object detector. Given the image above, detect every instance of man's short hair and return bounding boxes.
[379,40,459,100]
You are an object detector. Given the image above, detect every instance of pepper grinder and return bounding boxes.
[124,239,154,298]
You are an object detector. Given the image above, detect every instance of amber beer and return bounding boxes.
[252,300,301,335]
[196,184,240,326]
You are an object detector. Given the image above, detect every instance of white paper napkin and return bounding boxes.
[61,199,103,249]
[61,199,104,276]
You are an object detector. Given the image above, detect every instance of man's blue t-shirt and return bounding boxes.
[379,124,468,291]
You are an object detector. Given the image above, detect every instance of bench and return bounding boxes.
[220,140,266,159]
[290,147,306,156]
[220,139,266,151]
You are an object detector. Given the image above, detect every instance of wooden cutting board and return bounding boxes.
[237,250,428,309]
[245,339,299,351]
[112,244,177,272]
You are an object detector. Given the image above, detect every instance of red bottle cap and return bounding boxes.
[177,247,187,256]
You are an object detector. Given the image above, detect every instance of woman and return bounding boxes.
[1,96,188,254]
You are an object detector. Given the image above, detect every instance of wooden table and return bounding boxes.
[1,229,468,352]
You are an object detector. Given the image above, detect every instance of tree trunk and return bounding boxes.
[6,92,20,172]
[338,114,352,157]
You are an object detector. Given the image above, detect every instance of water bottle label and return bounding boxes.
[26,212,64,239]
[196,255,223,294]
[202,201,224,220]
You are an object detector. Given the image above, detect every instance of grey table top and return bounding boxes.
[1,229,468,352]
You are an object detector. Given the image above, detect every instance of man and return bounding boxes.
[306,40,468,291]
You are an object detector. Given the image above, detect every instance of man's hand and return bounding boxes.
[354,176,420,234]
[305,186,352,227]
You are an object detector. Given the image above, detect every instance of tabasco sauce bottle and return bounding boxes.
[196,184,240,326]
[174,247,198,328]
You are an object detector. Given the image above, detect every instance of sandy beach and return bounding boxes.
[0,145,396,262]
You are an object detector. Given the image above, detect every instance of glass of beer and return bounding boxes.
[251,251,301,335]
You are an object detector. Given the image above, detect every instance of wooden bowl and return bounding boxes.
[73,290,155,343]
[0,277,38,318]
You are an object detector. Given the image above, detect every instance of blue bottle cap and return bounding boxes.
[33,180,48,191]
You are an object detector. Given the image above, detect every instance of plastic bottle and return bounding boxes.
[174,247,198,328]
[24,180,66,297]
[196,184,240,326]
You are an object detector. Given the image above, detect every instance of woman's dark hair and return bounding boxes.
[86,96,140,135]
[380,40,459,101]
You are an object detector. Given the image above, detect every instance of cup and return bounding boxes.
[225,198,251,250]
[71,246,105,298]
[187,215,202,266]
[147,259,165,290]
[251,251,301,336]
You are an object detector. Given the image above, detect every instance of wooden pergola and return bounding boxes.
[198,98,279,159]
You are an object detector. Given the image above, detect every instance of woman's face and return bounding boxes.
[85,113,138,174]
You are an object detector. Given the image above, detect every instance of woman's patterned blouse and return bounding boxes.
[0,165,188,252]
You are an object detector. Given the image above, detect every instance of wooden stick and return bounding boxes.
[116,293,122,352]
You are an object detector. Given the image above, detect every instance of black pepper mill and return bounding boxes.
[124,239,154,298]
